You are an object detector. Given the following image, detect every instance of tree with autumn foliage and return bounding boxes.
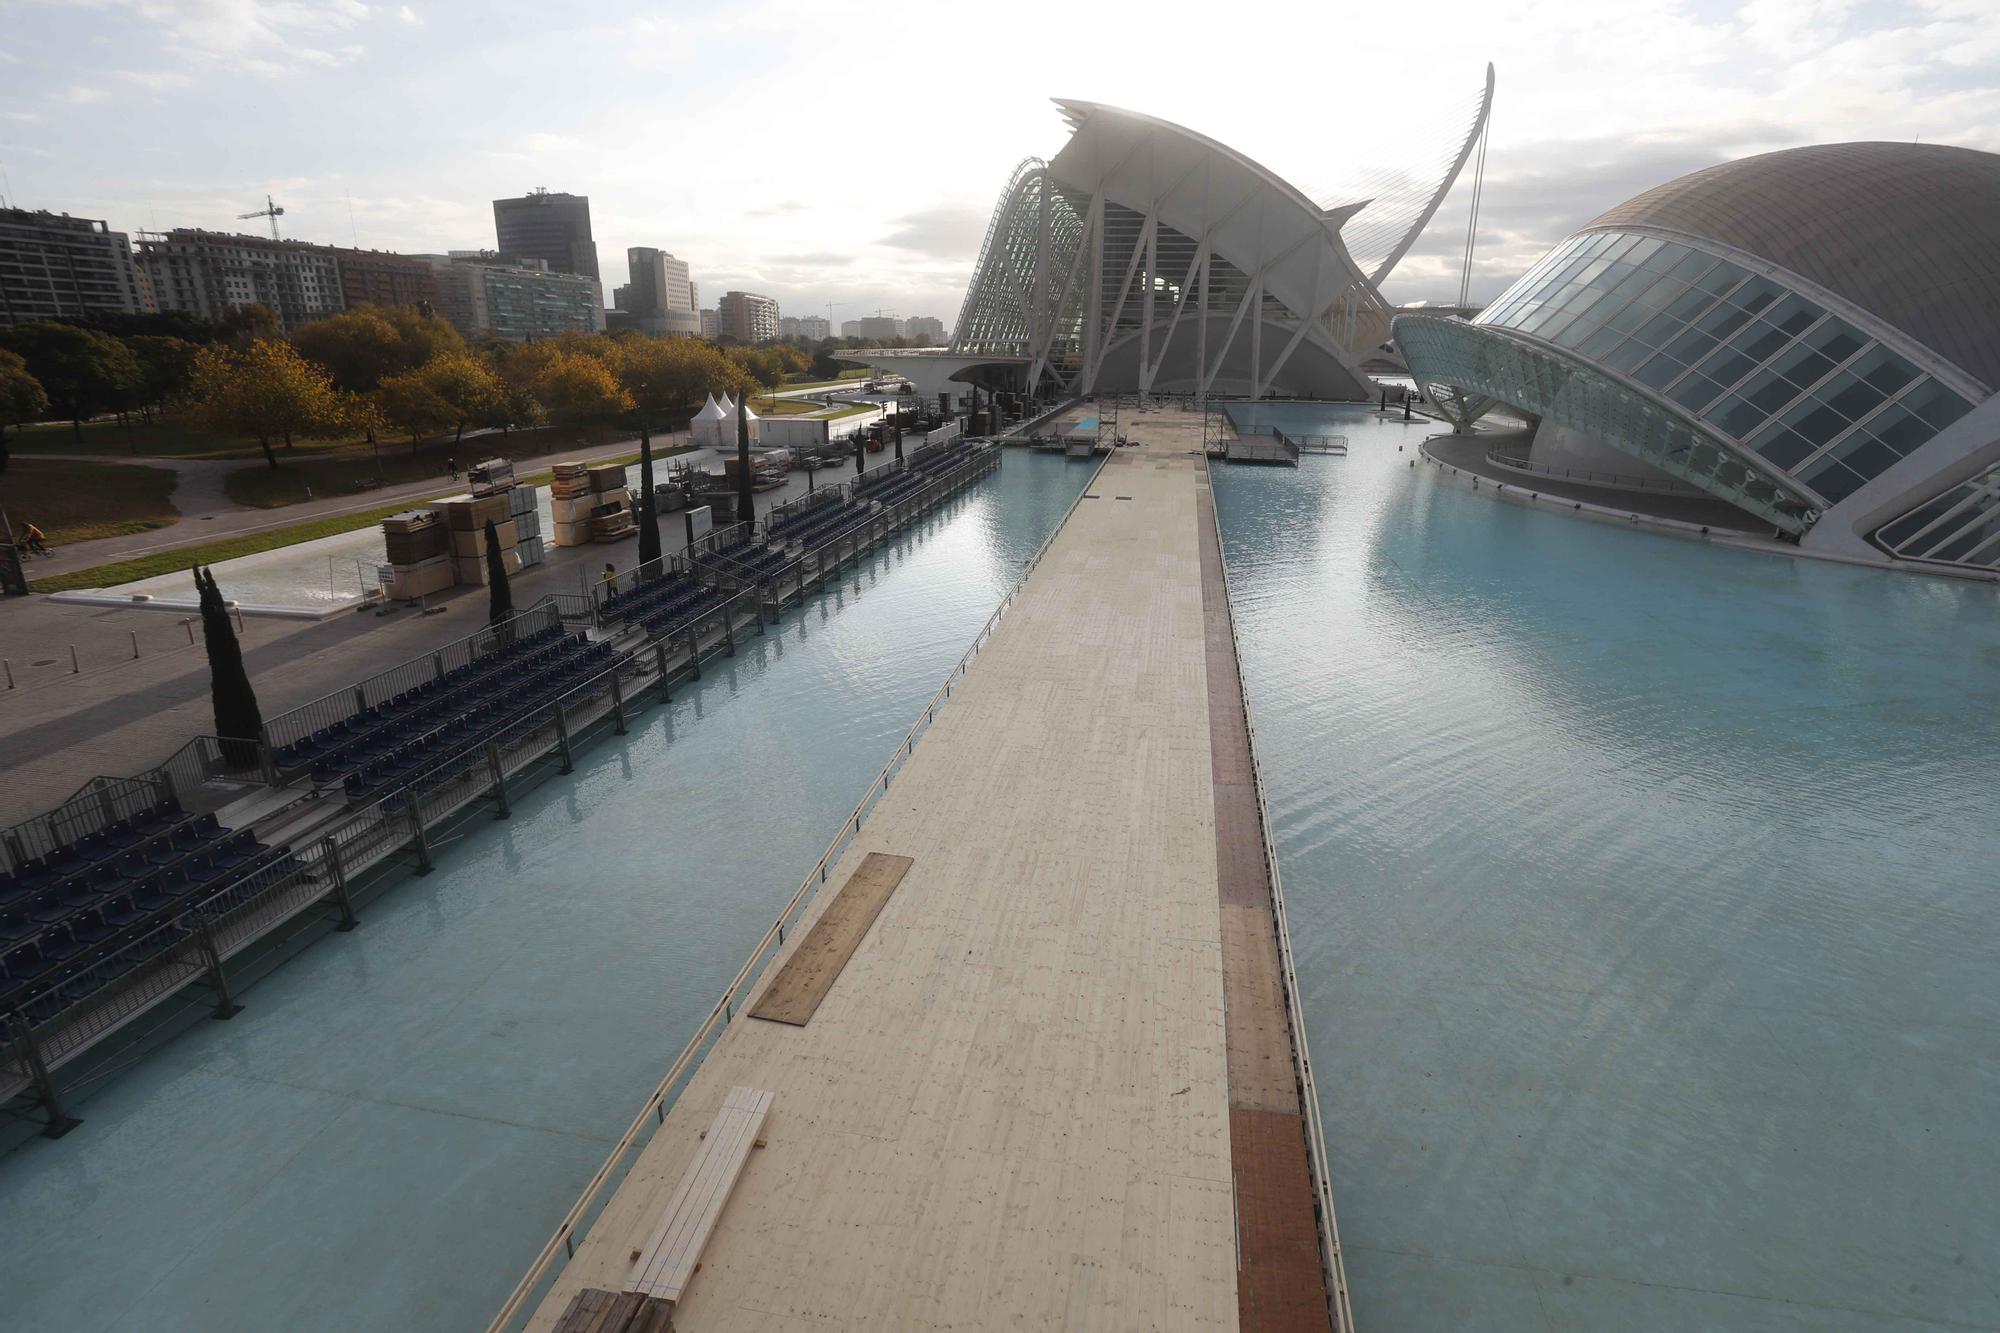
[0,348,50,473]
[532,349,634,428]
[180,339,356,468]
[376,353,506,448]
[613,336,752,429]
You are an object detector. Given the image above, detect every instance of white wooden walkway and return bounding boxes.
[529,444,1239,1331]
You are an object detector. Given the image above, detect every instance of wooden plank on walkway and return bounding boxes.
[627,1086,774,1303]
[749,852,913,1026]
[1232,1107,1334,1333]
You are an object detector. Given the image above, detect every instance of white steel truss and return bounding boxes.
[948,91,1492,401]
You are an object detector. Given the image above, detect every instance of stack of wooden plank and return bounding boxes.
[378,510,451,600]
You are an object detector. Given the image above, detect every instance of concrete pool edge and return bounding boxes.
[45,590,374,620]
[1419,434,2000,585]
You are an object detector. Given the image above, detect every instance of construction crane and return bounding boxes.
[238,195,285,240]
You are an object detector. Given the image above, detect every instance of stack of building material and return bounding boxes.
[587,464,634,542]
[430,491,521,585]
[550,462,597,548]
[377,510,452,601]
[511,482,546,568]
[468,458,516,498]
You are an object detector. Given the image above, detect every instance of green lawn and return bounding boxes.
[222,422,642,508]
[10,418,370,461]
[2,457,180,543]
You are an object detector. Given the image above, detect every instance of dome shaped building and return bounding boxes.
[1397,142,2000,575]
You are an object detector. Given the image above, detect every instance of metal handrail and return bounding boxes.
[1201,454,1357,1333]
[1483,447,1707,495]
[485,445,1106,1333]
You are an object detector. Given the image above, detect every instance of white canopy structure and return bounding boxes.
[876,74,1494,402]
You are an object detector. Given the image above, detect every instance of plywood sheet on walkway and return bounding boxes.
[749,854,912,1026]
[528,436,1240,1332]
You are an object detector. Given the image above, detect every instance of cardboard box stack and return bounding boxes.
[378,510,452,600]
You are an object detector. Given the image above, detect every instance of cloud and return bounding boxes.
[745,200,808,219]
[877,205,987,258]
[396,4,422,24]
[69,0,372,76]
[771,252,854,267]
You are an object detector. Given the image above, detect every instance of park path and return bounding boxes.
[14,431,695,580]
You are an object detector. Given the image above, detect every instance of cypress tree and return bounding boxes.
[194,566,264,771]
[484,518,512,628]
[735,394,755,529]
[637,428,661,567]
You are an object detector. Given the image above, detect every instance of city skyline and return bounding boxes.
[2,0,1996,328]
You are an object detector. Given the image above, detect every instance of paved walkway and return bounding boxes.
[523,415,1336,1331]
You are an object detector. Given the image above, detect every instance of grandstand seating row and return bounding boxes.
[341,640,623,802]
[272,621,572,772]
[306,634,602,785]
[0,803,300,1024]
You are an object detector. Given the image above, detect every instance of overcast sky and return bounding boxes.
[3,0,1996,326]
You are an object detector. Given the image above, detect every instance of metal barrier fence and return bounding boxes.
[1200,453,1357,1333]
[2,444,1007,1131]
[1,774,169,873]
[260,601,567,751]
[485,442,1098,1333]
[1484,446,1709,495]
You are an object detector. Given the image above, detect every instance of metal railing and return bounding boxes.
[1483,447,1708,496]
[484,444,1101,1333]
[260,601,567,751]
[1200,454,1357,1333]
[0,774,170,873]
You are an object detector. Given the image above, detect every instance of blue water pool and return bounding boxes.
[1210,405,2000,1330]
[0,452,1095,1333]
[1071,416,1100,433]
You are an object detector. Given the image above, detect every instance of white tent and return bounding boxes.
[692,392,732,447]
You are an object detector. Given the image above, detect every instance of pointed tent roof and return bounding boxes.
[740,397,759,422]
[693,393,727,422]
[717,392,736,416]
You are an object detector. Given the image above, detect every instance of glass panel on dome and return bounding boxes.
[1765,295,1824,337]
[1726,277,1782,314]
[1903,380,1973,432]
[1695,261,1748,296]
[1730,322,1792,365]
[1664,327,1719,364]
[1740,366,1806,415]
[1664,249,1711,283]
[1869,403,1932,454]
[1668,372,1727,412]
[1624,236,1665,265]
[1704,393,1766,438]
[1633,353,1688,390]
[1800,457,1867,503]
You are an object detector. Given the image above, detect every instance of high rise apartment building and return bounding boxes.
[717,290,779,342]
[626,246,699,334]
[0,208,149,324]
[137,229,344,331]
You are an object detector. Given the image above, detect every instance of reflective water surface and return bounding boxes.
[1211,404,2000,1331]
[0,453,1095,1333]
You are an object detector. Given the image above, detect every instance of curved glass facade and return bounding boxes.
[1474,229,1974,509]
[1876,461,2000,570]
